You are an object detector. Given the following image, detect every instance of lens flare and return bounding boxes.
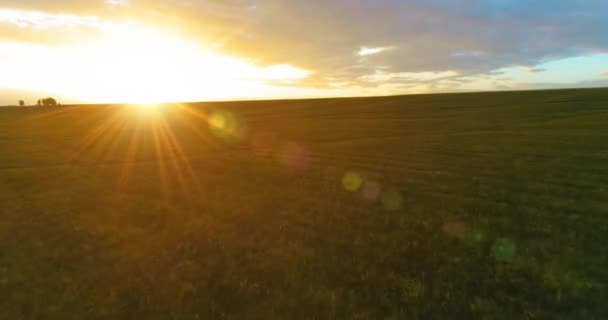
[279,142,312,173]
[442,217,469,240]
[492,238,517,263]
[470,230,486,244]
[381,189,403,211]
[208,110,247,141]
[342,171,363,192]
[361,180,381,202]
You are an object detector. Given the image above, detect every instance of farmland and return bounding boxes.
[1,88,607,319]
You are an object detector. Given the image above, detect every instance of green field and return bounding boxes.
[1,88,607,319]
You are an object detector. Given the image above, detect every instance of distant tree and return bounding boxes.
[19,100,25,107]
[41,97,58,107]
[37,99,41,106]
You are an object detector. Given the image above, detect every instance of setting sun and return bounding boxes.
[0,10,314,104]
[132,102,162,113]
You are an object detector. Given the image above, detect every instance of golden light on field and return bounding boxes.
[133,102,159,109]
[131,103,163,117]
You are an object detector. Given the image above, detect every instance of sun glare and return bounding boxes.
[0,13,312,104]
[84,24,312,103]
[134,103,161,111]
[82,23,247,104]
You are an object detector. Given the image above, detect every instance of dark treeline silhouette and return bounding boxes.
[36,97,60,107]
[19,100,25,107]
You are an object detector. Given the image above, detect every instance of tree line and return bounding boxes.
[17,97,61,107]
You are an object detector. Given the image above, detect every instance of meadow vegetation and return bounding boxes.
[0,88,607,319]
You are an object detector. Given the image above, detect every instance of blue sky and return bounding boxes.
[499,54,608,84]
[0,0,606,104]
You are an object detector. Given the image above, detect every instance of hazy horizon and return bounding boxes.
[3,85,608,107]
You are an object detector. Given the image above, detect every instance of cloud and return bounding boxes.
[163,0,608,89]
[106,0,128,6]
[0,8,110,47]
[358,46,392,57]
[525,67,546,73]
[0,8,100,29]
[451,51,484,58]
[1,0,607,100]
[359,70,459,83]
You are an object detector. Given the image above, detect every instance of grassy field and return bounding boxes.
[1,88,607,319]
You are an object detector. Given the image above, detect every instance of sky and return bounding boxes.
[0,0,607,104]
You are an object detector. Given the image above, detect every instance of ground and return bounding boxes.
[0,88,607,319]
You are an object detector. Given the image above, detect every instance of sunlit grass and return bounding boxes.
[132,103,163,114]
[1,88,607,319]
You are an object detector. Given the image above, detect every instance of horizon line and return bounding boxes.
[1,86,607,108]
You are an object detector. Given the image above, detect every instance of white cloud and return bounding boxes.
[0,9,100,29]
[106,0,129,6]
[357,46,392,57]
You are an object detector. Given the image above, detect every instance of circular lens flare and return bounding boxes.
[381,189,403,211]
[208,110,247,141]
[342,171,363,192]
